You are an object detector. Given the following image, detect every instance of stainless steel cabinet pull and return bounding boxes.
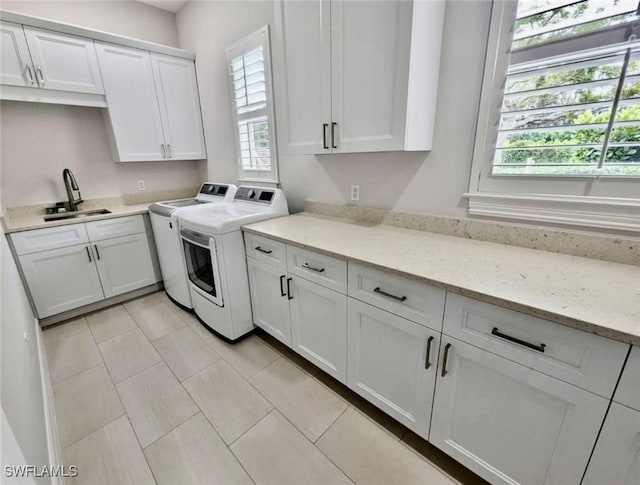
[25,65,35,85]
[255,246,272,254]
[302,262,324,273]
[94,244,101,260]
[373,287,407,302]
[167,144,172,158]
[286,277,293,300]
[322,123,329,149]
[331,122,337,149]
[441,343,452,377]
[491,327,546,353]
[85,246,92,262]
[161,144,166,158]
[424,336,434,369]
[279,275,286,297]
[36,66,45,86]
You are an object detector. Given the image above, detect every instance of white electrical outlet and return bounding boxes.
[137,180,146,191]
[351,184,360,202]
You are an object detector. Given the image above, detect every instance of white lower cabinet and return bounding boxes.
[93,233,155,298]
[289,275,347,382]
[347,298,438,438]
[429,336,609,485]
[246,256,291,346]
[20,244,104,318]
[582,402,640,485]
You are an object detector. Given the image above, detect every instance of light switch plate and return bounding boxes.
[137,180,146,191]
[351,184,360,202]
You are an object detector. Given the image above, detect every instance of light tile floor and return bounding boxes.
[44,291,487,485]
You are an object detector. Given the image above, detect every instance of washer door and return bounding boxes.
[182,231,224,307]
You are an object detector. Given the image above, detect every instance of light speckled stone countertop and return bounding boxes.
[1,202,152,233]
[243,213,640,346]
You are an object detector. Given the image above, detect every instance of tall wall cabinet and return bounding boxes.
[273,0,444,155]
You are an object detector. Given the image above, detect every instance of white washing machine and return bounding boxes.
[148,183,237,309]
[178,186,288,341]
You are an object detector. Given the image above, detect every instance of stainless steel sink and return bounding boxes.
[44,208,111,222]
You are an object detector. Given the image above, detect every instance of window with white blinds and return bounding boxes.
[227,26,278,182]
[493,0,640,177]
[468,1,640,231]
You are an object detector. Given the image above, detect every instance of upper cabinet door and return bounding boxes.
[23,26,104,94]
[96,43,166,161]
[150,54,207,160]
[330,0,412,153]
[273,0,332,155]
[0,21,36,88]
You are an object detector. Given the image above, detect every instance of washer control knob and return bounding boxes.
[247,189,256,199]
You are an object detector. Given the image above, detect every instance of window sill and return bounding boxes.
[464,192,640,233]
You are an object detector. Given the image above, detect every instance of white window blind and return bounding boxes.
[493,0,640,177]
[227,26,278,182]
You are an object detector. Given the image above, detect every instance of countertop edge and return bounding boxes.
[242,225,640,347]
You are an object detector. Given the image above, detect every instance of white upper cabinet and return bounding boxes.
[273,0,444,155]
[150,54,206,160]
[23,26,104,94]
[0,21,35,87]
[96,43,207,162]
[96,43,166,161]
[273,0,331,155]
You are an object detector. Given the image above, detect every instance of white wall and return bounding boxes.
[0,1,204,209]
[1,0,180,46]
[177,0,491,215]
[1,235,50,484]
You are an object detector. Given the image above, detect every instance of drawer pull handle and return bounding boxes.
[279,275,286,297]
[491,327,546,353]
[286,277,293,300]
[94,244,101,260]
[424,336,434,369]
[302,262,325,273]
[255,246,272,254]
[85,246,92,262]
[441,343,452,377]
[373,287,407,302]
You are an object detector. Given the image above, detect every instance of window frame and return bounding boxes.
[467,1,640,233]
[227,25,279,184]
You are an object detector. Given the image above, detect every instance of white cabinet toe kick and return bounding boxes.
[243,231,634,485]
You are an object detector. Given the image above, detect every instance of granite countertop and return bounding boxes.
[243,213,640,346]
[1,202,152,233]
[1,188,198,233]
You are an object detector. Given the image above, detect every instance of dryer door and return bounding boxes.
[181,229,224,307]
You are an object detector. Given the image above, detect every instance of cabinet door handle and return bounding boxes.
[491,327,546,353]
[331,122,337,149]
[373,287,407,302]
[255,246,272,254]
[169,221,173,229]
[424,336,434,369]
[85,246,92,262]
[279,275,286,297]
[286,277,293,300]
[161,144,166,158]
[25,65,35,85]
[322,123,329,149]
[35,66,45,86]
[441,343,452,377]
[302,262,324,273]
[167,144,172,158]
[94,244,101,260]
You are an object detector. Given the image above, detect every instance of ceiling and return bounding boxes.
[136,0,187,13]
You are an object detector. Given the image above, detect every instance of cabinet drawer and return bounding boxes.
[286,245,347,293]
[614,346,640,411]
[443,293,629,398]
[244,233,286,269]
[348,262,445,332]
[11,224,89,255]
[86,215,145,241]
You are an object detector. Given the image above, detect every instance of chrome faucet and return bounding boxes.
[62,168,83,212]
